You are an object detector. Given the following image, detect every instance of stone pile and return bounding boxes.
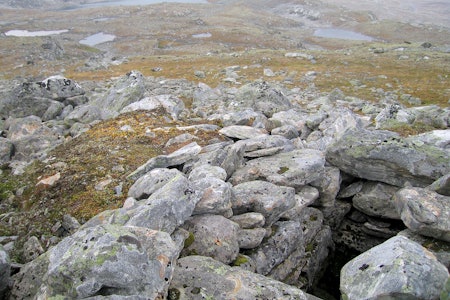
[1,71,449,299]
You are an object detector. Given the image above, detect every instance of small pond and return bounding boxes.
[5,29,68,37]
[79,32,116,46]
[68,0,207,10]
[313,28,374,41]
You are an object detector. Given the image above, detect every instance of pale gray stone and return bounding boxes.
[310,166,341,207]
[219,125,267,140]
[237,228,267,249]
[23,236,45,263]
[0,137,13,164]
[352,181,401,219]
[326,128,450,187]
[128,142,201,180]
[282,186,320,220]
[394,187,450,242]
[181,215,240,264]
[230,212,265,229]
[340,236,449,300]
[230,149,325,189]
[250,220,304,275]
[128,168,182,200]
[191,177,233,216]
[235,134,295,158]
[126,174,199,234]
[0,245,10,298]
[188,164,227,182]
[169,255,311,300]
[271,125,299,139]
[427,173,450,196]
[233,180,295,226]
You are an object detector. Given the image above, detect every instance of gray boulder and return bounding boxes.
[234,81,293,117]
[237,228,267,249]
[310,166,341,207]
[169,255,312,300]
[428,173,450,196]
[352,181,401,219]
[235,134,295,158]
[64,104,104,125]
[13,224,180,299]
[326,128,450,187]
[233,180,295,226]
[126,173,199,234]
[188,164,227,182]
[340,236,449,300]
[219,125,267,140]
[271,124,299,139]
[191,177,233,216]
[250,220,304,275]
[414,129,450,149]
[94,70,146,113]
[121,94,185,120]
[282,186,320,220]
[128,142,202,180]
[181,215,240,264]
[0,245,10,299]
[127,168,182,200]
[6,115,61,160]
[230,149,325,189]
[1,76,85,119]
[394,187,450,242]
[0,137,14,164]
[23,236,45,263]
[230,212,265,229]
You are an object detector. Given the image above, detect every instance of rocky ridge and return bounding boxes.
[0,71,449,299]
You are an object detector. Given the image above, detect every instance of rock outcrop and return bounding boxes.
[3,71,450,299]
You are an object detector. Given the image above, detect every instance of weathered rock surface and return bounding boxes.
[0,76,85,119]
[169,255,313,300]
[0,245,10,299]
[181,215,240,264]
[233,180,295,226]
[191,177,233,216]
[12,225,180,299]
[394,187,450,242]
[128,142,202,180]
[230,149,325,189]
[326,128,450,187]
[127,168,182,200]
[352,181,400,219]
[125,174,199,234]
[340,236,449,300]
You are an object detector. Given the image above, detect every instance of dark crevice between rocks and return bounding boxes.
[310,244,360,300]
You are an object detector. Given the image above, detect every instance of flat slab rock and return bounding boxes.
[169,255,316,300]
[326,128,450,187]
[230,149,325,189]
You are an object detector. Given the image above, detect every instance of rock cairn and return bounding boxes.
[1,71,449,299]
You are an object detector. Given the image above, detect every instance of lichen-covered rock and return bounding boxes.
[0,137,13,164]
[23,236,45,263]
[169,255,312,300]
[0,245,10,299]
[230,149,325,189]
[250,220,304,275]
[128,168,183,200]
[191,177,233,216]
[230,212,265,229]
[282,186,320,220]
[235,134,295,158]
[428,173,450,196]
[271,124,299,139]
[310,166,341,207]
[188,164,227,182]
[394,187,450,242]
[128,142,202,180]
[219,125,267,140]
[0,76,85,119]
[126,173,199,234]
[233,180,295,226]
[35,225,178,298]
[352,181,400,219]
[94,70,146,113]
[340,236,449,300]
[181,215,240,264]
[237,228,267,249]
[121,94,185,120]
[326,128,450,187]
